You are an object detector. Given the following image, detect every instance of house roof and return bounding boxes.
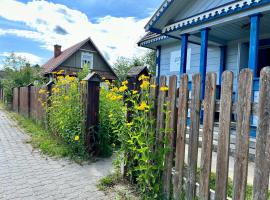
[127,66,149,78]
[138,32,162,44]
[42,37,117,79]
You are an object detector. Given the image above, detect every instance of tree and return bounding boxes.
[0,53,44,103]
[113,50,156,81]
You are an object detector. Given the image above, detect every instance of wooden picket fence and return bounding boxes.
[138,68,270,200]
[10,72,101,154]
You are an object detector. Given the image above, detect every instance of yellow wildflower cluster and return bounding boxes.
[106,93,122,101]
[160,86,169,91]
[66,75,76,82]
[57,70,64,75]
[118,85,128,92]
[136,101,150,111]
[52,87,60,93]
[138,74,149,81]
[140,80,150,90]
[39,89,46,94]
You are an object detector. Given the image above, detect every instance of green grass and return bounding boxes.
[0,103,90,163]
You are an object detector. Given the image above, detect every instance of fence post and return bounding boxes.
[187,73,201,200]
[253,67,270,200]
[163,75,177,200]
[232,69,253,200]
[199,72,216,200]
[215,71,233,200]
[82,72,101,154]
[173,74,189,199]
[27,83,33,118]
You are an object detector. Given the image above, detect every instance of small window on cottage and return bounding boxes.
[81,52,93,69]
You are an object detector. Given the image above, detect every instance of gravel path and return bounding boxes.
[0,109,112,200]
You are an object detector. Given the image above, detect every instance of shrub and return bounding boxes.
[101,76,170,199]
[40,72,87,157]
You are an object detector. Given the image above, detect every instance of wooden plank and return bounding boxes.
[253,67,270,200]
[199,73,217,200]
[163,75,177,200]
[215,71,233,200]
[173,74,189,199]
[186,73,201,200]
[232,69,253,200]
[156,76,167,148]
[149,77,157,121]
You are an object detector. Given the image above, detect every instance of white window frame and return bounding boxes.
[81,52,94,69]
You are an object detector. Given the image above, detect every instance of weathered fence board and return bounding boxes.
[199,73,217,200]
[156,76,167,149]
[173,74,189,199]
[19,87,29,118]
[252,67,270,200]
[186,74,201,200]
[149,77,157,120]
[163,75,177,199]
[215,71,233,200]
[232,69,253,200]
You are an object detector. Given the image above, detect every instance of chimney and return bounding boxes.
[54,44,61,58]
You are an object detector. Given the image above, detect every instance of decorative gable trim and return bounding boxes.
[145,0,175,31]
[163,0,269,33]
[138,35,169,47]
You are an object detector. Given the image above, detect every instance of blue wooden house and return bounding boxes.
[138,0,270,131]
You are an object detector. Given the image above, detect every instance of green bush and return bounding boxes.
[41,72,87,157]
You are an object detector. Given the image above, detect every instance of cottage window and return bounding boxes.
[81,52,93,69]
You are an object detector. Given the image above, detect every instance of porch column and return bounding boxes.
[180,34,189,75]
[200,28,210,99]
[156,46,161,85]
[219,46,227,85]
[248,14,261,77]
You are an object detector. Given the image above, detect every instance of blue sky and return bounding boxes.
[0,0,162,68]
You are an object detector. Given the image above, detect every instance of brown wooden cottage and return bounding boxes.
[42,37,117,80]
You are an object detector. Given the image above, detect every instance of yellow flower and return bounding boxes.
[66,75,76,82]
[119,85,128,92]
[105,80,110,85]
[111,87,119,92]
[136,101,150,111]
[132,90,138,95]
[138,74,149,81]
[39,89,46,94]
[52,87,60,93]
[52,71,57,75]
[64,96,69,100]
[140,80,150,90]
[110,95,122,101]
[160,86,169,91]
[74,135,80,141]
[57,70,64,75]
[121,80,128,86]
[127,122,133,126]
[150,84,156,88]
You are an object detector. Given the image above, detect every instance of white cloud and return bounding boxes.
[0,52,43,65]
[0,0,149,65]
